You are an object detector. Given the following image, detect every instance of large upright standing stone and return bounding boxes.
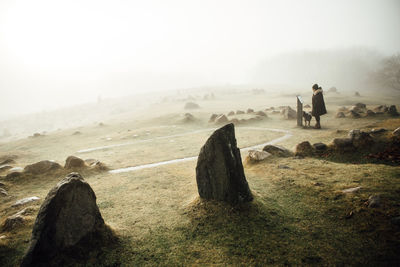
[196,123,253,204]
[21,173,115,267]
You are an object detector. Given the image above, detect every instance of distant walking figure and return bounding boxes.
[311,83,327,129]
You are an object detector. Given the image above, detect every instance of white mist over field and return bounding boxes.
[0,0,399,118]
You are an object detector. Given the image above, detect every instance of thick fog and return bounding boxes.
[1,0,400,119]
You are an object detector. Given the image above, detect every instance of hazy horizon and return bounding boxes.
[1,0,400,118]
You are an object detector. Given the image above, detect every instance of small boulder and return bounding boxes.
[184,102,200,110]
[236,110,245,115]
[295,141,314,157]
[246,150,272,163]
[354,91,361,97]
[255,111,267,117]
[281,106,297,120]
[374,105,388,114]
[313,142,327,151]
[181,113,196,123]
[227,111,235,116]
[331,138,354,151]
[366,110,375,116]
[65,156,86,169]
[262,145,292,157]
[209,114,218,123]
[336,112,345,118]
[246,108,254,114]
[1,214,25,232]
[388,105,399,116]
[196,124,253,204]
[24,160,62,175]
[349,110,361,118]
[215,114,229,124]
[72,131,82,135]
[20,173,115,266]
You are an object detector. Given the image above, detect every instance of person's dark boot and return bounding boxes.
[314,122,321,129]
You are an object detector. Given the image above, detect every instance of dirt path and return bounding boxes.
[104,127,292,174]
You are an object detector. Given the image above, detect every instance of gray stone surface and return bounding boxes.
[21,173,115,266]
[196,124,253,204]
[65,156,86,169]
[262,144,292,157]
[24,160,62,175]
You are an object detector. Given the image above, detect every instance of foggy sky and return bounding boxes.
[1,0,399,118]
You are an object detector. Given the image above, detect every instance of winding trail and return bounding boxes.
[89,127,293,174]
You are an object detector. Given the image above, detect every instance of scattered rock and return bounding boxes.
[331,138,354,151]
[1,214,25,232]
[12,197,40,207]
[209,114,218,123]
[184,102,200,109]
[374,105,388,114]
[0,188,8,197]
[236,110,245,115]
[246,150,271,163]
[181,113,196,123]
[246,108,254,114]
[98,122,105,127]
[227,111,235,116]
[388,105,399,116]
[255,111,267,117]
[195,124,253,204]
[65,156,86,169]
[262,145,292,157]
[20,173,115,267]
[366,110,375,116]
[32,133,43,138]
[295,141,314,157]
[215,114,228,124]
[89,161,109,171]
[349,110,361,118]
[72,131,82,135]
[342,186,362,194]
[281,106,297,120]
[9,167,23,172]
[354,91,361,97]
[393,127,400,136]
[368,195,381,208]
[313,142,327,151]
[336,112,345,118]
[349,130,374,148]
[24,160,62,175]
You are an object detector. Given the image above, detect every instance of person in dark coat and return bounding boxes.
[311,83,327,129]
